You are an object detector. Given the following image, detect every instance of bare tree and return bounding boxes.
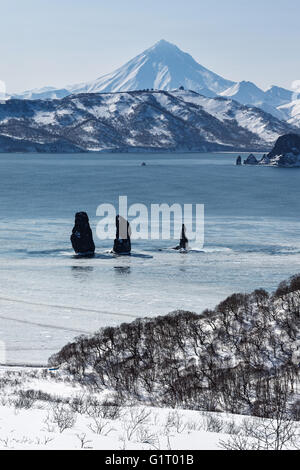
[51,405,76,433]
[76,433,92,449]
[220,416,299,450]
[122,408,151,441]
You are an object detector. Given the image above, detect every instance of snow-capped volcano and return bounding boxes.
[11,40,300,127]
[13,40,234,100]
[70,40,234,95]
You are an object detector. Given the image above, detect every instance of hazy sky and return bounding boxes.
[1,0,299,93]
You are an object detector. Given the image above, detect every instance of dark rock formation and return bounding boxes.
[113,215,131,254]
[268,133,300,158]
[174,224,189,250]
[259,133,300,167]
[244,153,259,165]
[71,212,95,255]
[236,156,242,165]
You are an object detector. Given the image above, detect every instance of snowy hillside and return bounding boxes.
[0,273,299,450]
[279,100,300,128]
[220,82,292,122]
[264,86,294,107]
[0,90,296,153]
[0,369,255,451]
[220,81,266,105]
[2,368,297,450]
[50,274,300,420]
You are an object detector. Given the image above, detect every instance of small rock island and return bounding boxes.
[244,154,259,165]
[243,134,300,167]
[71,212,95,256]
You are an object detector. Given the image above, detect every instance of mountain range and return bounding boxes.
[11,40,300,129]
[0,89,295,153]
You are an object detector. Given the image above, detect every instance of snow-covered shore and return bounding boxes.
[0,367,236,450]
[0,367,298,450]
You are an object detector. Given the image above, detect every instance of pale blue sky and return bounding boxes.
[1,0,299,93]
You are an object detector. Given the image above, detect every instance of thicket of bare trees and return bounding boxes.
[49,275,300,421]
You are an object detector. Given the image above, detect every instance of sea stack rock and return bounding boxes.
[244,154,259,165]
[179,224,188,250]
[174,224,189,250]
[260,134,300,167]
[113,215,131,254]
[236,156,242,166]
[71,212,95,255]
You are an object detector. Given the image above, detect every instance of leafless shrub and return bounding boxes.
[69,394,88,414]
[0,396,8,406]
[185,420,201,433]
[42,436,55,446]
[291,400,300,421]
[100,398,122,420]
[205,414,224,433]
[135,427,160,449]
[164,411,187,434]
[51,405,76,433]
[19,389,53,402]
[220,416,299,450]
[13,394,35,410]
[86,396,103,418]
[0,437,10,448]
[42,413,56,433]
[122,408,151,441]
[87,417,114,436]
[76,433,92,449]
[225,419,241,435]
[220,433,258,451]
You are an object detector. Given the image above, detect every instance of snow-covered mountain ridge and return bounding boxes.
[0,89,296,152]
[11,40,300,127]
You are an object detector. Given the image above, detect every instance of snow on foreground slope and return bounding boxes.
[0,274,300,450]
[0,90,295,152]
[0,368,298,450]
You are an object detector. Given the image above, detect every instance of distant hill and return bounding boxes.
[0,90,296,152]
